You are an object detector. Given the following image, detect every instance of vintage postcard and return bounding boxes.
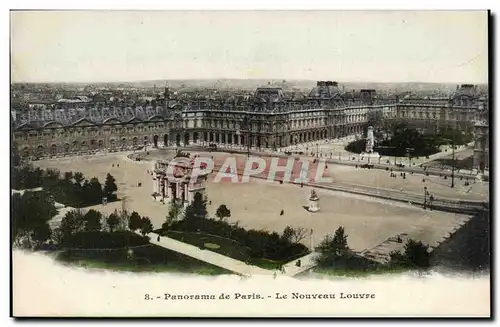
[10,10,491,318]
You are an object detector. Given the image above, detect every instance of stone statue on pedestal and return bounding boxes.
[365,126,375,153]
[308,189,320,212]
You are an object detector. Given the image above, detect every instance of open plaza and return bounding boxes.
[32,148,485,254]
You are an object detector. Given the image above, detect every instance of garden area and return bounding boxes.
[158,230,252,262]
[11,164,119,208]
[55,231,230,275]
[345,123,473,158]
[154,194,311,269]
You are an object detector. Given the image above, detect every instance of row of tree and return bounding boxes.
[11,189,156,251]
[345,124,463,157]
[12,165,118,207]
[56,209,154,248]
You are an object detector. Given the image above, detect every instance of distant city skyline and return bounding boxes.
[10,10,488,84]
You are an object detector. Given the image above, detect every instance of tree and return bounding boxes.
[117,210,130,231]
[12,190,57,247]
[44,168,60,186]
[73,172,84,185]
[388,250,407,267]
[86,177,103,205]
[12,144,21,167]
[104,173,118,201]
[403,239,431,268]
[106,212,120,232]
[31,222,52,248]
[389,239,431,269]
[283,226,309,244]
[184,192,207,220]
[56,209,85,245]
[315,226,350,266]
[63,171,73,182]
[140,217,154,236]
[81,180,93,206]
[128,211,142,231]
[163,200,183,229]
[83,209,102,232]
[281,226,295,243]
[215,204,231,221]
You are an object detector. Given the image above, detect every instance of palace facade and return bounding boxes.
[12,82,488,168]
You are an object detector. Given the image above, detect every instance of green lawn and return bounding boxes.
[250,257,287,270]
[160,230,291,269]
[161,230,252,262]
[55,244,232,276]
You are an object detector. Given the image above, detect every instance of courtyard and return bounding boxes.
[138,149,488,201]
[33,151,473,253]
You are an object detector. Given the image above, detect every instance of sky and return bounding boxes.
[10,10,489,84]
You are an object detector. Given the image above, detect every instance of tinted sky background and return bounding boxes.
[10,10,488,83]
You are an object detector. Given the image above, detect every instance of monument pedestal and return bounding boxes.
[360,152,381,161]
[308,189,320,212]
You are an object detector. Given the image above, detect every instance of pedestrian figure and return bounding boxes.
[300,182,304,188]
[117,164,119,168]
[209,200,212,205]
[280,209,284,216]
[157,236,160,242]
[112,164,115,167]
[281,266,286,274]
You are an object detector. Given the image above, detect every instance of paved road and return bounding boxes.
[181,144,478,179]
[142,232,273,277]
[141,231,321,277]
[208,163,487,214]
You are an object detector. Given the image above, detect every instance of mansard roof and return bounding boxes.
[453,84,478,98]
[42,121,65,128]
[71,117,96,127]
[308,81,341,99]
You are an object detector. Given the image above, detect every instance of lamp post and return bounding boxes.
[310,228,314,251]
[451,138,455,188]
[406,147,415,167]
[244,112,251,158]
[450,107,459,188]
[423,186,427,209]
[443,136,455,188]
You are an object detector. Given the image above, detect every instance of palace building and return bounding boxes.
[12,82,488,170]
